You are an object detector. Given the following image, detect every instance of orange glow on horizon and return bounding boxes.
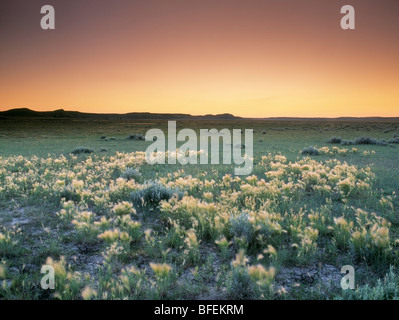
[1,0,398,118]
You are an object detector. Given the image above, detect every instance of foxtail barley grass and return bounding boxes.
[0,147,397,299]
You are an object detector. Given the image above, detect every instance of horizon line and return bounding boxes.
[1,107,399,120]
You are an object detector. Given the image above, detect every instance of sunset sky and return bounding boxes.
[0,0,398,117]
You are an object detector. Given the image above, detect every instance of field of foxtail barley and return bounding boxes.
[1,118,399,300]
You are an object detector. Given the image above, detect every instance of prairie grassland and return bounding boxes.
[0,118,399,300]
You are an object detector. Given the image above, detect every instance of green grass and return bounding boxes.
[0,117,399,300]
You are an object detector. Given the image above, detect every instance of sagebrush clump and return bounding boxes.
[328,136,388,146]
[301,146,320,156]
[121,168,141,181]
[230,212,255,249]
[127,134,145,141]
[131,182,182,208]
[327,137,342,144]
[71,147,94,155]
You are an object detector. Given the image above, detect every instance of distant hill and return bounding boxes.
[0,108,241,121]
[1,108,398,121]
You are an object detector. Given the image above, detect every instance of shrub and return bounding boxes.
[127,134,145,141]
[131,182,182,208]
[340,139,354,145]
[353,137,376,145]
[301,146,320,156]
[377,139,388,146]
[121,168,141,181]
[327,137,342,144]
[329,136,388,146]
[388,137,399,144]
[71,147,94,155]
[230,212,255,249]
